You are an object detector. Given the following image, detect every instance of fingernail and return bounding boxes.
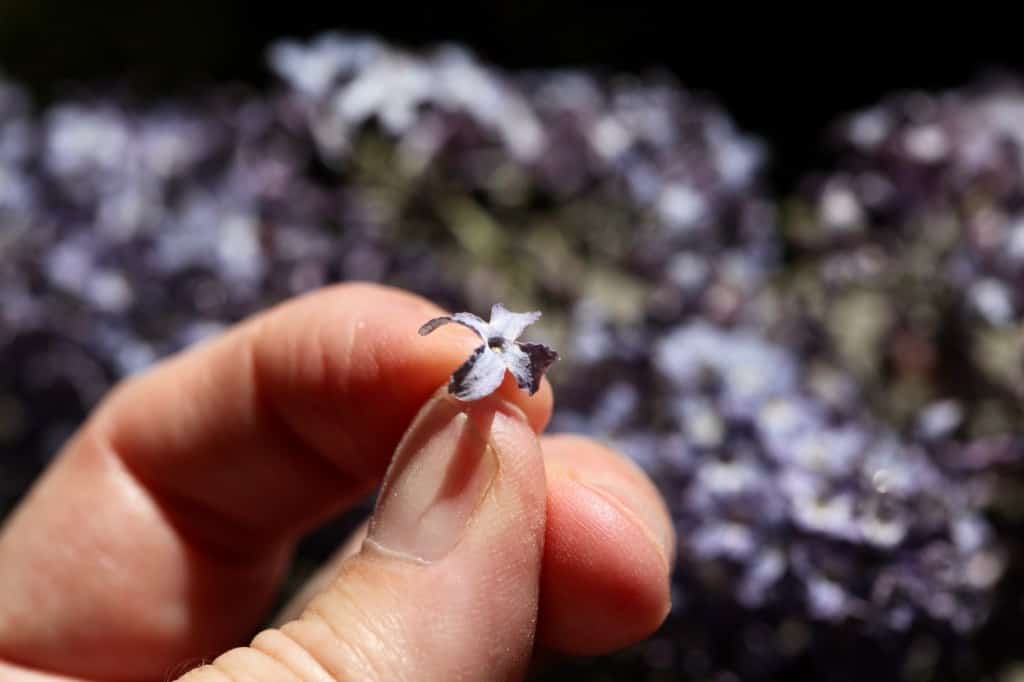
[367,391,520,562]
[579,478,675,569]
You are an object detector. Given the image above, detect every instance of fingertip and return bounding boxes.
[537,434,674,655]
[539,476,671,655]
[543,434,675,563]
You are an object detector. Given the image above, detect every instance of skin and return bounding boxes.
[0,284,675,682]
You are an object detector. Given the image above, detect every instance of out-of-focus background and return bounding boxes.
[4,3,1022,191]
[5,4,1024,681]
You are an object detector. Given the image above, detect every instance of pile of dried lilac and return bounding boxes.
[2,34,1023,681]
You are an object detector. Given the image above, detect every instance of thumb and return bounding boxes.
[181,389,546,682]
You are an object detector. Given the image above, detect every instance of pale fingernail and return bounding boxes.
[367,392,523,562]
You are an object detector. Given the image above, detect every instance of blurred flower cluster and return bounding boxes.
[2,35,1024,681]
[785,82,1024,438]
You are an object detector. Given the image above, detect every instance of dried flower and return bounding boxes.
[418,304,559,400]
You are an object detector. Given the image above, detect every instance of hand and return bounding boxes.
[0,284,675,682]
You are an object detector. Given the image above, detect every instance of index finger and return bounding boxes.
[0,283,552,681]
[107,282,551,548]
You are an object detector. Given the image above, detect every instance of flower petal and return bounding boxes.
[507,342,560,395]
[418,312,490,340]
[449,345,508,400]
[488,303,541,342]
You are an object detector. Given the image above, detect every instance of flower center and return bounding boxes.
[488,337,505,351]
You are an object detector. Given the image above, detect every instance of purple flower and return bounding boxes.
[418,303,559,401]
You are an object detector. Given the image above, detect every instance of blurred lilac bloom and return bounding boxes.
[418,303,559,401]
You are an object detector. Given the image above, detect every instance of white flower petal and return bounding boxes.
[488,303,541,342]
[449,345,507,400]
[418,312,489,340]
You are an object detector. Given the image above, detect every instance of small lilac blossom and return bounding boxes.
[418,303,559,401]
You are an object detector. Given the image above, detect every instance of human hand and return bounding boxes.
[0,284,674,681]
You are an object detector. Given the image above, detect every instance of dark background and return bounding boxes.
[1,2,1021,192]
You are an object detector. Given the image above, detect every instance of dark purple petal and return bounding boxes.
[417,312,489,340]
[510,341,559,395]
[449,344,507,400]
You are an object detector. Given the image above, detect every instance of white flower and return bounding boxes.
[418,303,559,401]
